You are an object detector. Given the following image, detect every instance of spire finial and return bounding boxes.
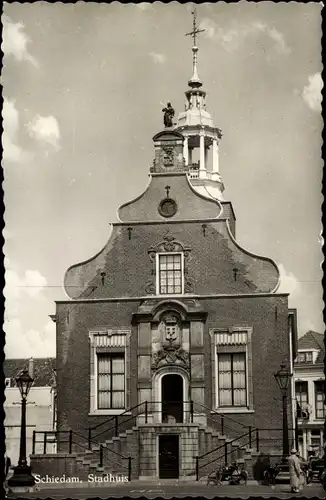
[185,6,205,88]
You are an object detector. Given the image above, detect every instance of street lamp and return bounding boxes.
[274,363,292,460]
[8,368,35,488]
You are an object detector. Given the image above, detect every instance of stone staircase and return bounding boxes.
[73,427,139,480]
[70,420,259,481]
[195,424,259,480]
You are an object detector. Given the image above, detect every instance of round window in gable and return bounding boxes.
[158,198,178,218]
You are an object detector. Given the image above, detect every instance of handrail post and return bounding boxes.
[43,431,47,454]
[145,401,148,424]
[190,400,194,423]
[224,442,228,467]
[32,430,36,455]
[69,430,73,454]
[128,456,132,481]
[256,429,260,452]
[115,416,119,437]
[88,428,92,450]
[249,426,252,448]
[221,415,224,435]
[99,445,103,467]
[196,456,199,481]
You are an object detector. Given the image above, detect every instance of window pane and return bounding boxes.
[112,357,124,373]
[98,354,125,409]
[98,391,111,409]
[315,382,325,418]
[234,389,246,406]
[98,357,111,374]
[220,389,232,406]
[112,374,124,390]
[112,392,124,408]
[218,352,246,407]
[159,253,183,294]
[98,374,111,391]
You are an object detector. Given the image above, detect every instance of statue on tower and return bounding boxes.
[162,102,175,128]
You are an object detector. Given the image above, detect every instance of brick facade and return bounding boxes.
[51,130,296,479]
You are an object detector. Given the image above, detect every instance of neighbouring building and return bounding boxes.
[294,330,325,459]
[31,11,298,481]
[5,357,56,464]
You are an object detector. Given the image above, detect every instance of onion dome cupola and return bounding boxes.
[174,8,224,201]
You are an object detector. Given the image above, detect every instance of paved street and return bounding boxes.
[7,481,325,499]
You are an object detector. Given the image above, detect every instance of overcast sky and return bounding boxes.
[2,2,323,359]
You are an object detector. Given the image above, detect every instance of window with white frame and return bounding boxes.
[218,352,247,407]
[210,328,253,411]
[97,353,125,409]
[295,381,308,406]
[5,378,11,388]
[157,253,183,294]
[297,351,313,363]
[315,381,326,419]
[89,329,130,414]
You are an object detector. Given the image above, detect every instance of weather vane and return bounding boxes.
[185,7,205,46]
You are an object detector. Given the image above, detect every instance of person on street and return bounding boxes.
[288,448,303,493]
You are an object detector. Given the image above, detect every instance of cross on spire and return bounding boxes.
[185,7,205,47]
[185,7,205,88]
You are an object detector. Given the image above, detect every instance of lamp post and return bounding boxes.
[274,363,292,461]
[8,368,35,488]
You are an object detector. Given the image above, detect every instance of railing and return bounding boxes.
[193,401,250,437]
[89,400,195,444]
[32,400,282,481]
[195,428,260,481]
[32,429,132,480]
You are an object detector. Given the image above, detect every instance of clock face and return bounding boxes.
[158,198,178,218]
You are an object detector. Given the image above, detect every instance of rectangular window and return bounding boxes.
[315,381,326,419]
[295,381,308,406]
[97,354,125,409]
[297,351,313,363]
[218,352,247,407]
[158,253,182,294]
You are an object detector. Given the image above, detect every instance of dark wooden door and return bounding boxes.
[159,434,179,479]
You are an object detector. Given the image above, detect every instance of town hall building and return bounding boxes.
[32,11,298,481]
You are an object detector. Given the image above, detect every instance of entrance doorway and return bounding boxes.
[159,434,179,479]
[161,374,183,423]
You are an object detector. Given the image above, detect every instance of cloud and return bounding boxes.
[4,262,55,357]
[2,15,38,67]
[149,52,166,64]
[199,18,291,55]
[302,73,323,113]
[5,267,48,306]
[26,115,61,150]
[2,98,26,163]
[5,317,55,358]
[277,264,301,297]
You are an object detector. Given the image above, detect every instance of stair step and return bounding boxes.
[126,430,134,435]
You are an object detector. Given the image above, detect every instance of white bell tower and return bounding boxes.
[174,8,225,201]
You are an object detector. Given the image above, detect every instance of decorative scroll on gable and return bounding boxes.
[148,232,191,258]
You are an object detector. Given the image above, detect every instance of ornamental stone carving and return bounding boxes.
[152,346,189,370]
[144,232,194,295]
